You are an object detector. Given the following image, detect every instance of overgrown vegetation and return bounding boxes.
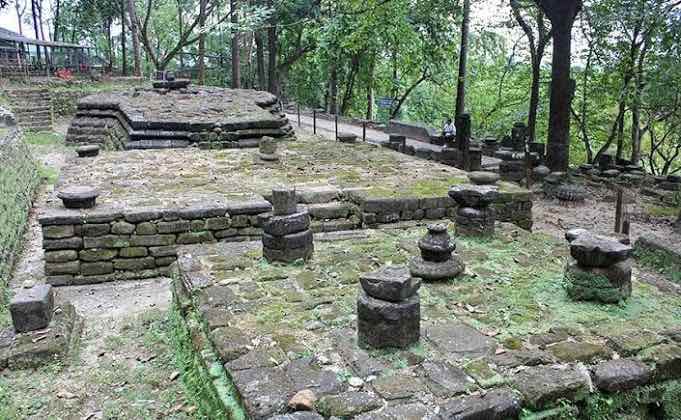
[634,247,681,284]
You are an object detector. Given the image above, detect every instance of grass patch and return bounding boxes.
[645,204,680,218]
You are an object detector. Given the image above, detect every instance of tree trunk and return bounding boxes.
[255,31,266,90]
[126,0,142,76]
[527,56,541,144]
[455,0,470,117]
[197,0,207,84]
[266,0,278,95]
[15,0,25,36]
[615,105,625,161]
[53,0,60,41]
[231,0,240,88]
[341,54,360,115]
[177,0,184,69]
[537,0,582,172]
[31,0,42,65]
[329,63,338,114]
[121,0,127,75]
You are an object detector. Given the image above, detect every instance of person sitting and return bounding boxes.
[442,118,456,145]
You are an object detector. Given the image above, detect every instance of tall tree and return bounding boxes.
[455,0,470,116]
[510,0,552,143]
[536,0,582,171]
[231,0,241,88]
[197,0,208,84]
[15,0,27,36]
[30,0,42,64]
[126,0,142,76]
[121,0,127,75]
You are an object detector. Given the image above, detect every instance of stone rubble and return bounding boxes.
[409,224,465,281]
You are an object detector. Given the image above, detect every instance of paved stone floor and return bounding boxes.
[51,134,521,211]
[175,222,681,418]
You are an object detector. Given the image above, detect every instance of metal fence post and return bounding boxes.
[313,109,317,134]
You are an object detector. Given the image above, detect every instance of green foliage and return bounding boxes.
[0,132,40,327]
[634,247,681,284]
[582,380,681,419]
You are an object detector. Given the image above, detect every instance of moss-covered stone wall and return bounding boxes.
[0,129,40,291]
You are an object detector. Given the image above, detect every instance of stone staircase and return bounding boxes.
[5,88,53,132]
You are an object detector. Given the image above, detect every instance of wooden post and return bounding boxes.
[362,121,366,142]
[313,109,317,134]
[335,115,339,141]
[614,189,624,233]
[297,104,301,127]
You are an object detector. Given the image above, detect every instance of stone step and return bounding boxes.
[125,139,191,149]
[13,106,51,113]
[20,125,52,132]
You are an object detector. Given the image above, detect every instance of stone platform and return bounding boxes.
[37,136,533,285]
[65,86,293,149]
[171,224,681,419]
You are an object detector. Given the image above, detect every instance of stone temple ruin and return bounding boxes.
[6,78,681,419]
[65,82,293,150]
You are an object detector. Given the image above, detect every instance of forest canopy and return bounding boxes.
[6,0,681,173]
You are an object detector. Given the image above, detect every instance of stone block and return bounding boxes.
[129,234,176,247]
[149,246,177,257]
[308,202,351,220]
[155,256,176,267]
[79,248,118,261]
[421,360,474,398]
[359,265,421,302]
[205,216,232,230]
[83,235,130,249]
[438,387,521,420]
[357,290,420,349]
[111,221,136,234]
[42,224,75,239]
[44,250,78,263]
[593,359,651,392]
[262,230,313,250]
[113,257,156,271]
[231,366,293,419]
[214,228,238,239]
[118,247,148,258]
[45,261,80,276]
[46,275,73,286]
[548,341,611,363]
[43,237,83,250]
[316,392,382,418]
[81,261,114,276]
[606,331,663,356]
[81,223,110,237]
[231,215,250,227]
[10,285,54,333]
[272,186,298,216]
[157,220,191,234]
[135,222,157,235]
[263,245,314,263]
[513,365,590,409]
[176,206,227,219]
[363,198,403,214]
[226,200,272,216]
[263,211,310,236]
[176,231,215,244]
[124,209,162,223]
[425,207,447,219]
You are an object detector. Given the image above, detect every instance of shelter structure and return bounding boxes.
[0,27,91,76]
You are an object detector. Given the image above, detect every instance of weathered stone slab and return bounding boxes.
[512,365,590,409]
[421,360,474,398]
[426,321,497,361]
[371,372,422,400]
[355,402,429,420]
[438,388,521,420]
[547,340,612,363]
[638,344,681,382]
[606,331,664,356]
[316,391,383,417]
[263,211,311,236]
[231,366,293,419]
[285,357,346,396]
